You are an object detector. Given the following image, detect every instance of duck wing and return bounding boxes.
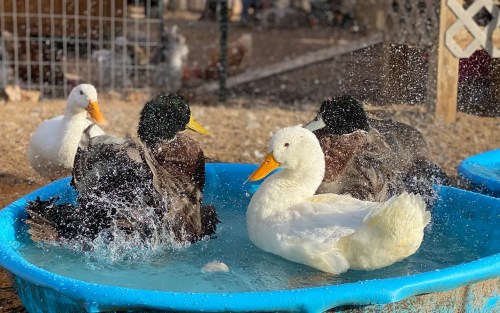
[369,118,449,204]
[369,118,430,164]
[285,195,377,237]
[263,196,376,274]
[402,158,450,205]
[72,127,151,202]
[72,124,118,188]
[316,130,402,202]
[26,197,76,242]
[141,134,218,243]
[25,196,112,243]
[337,192,430,270]
[71,129,161,241]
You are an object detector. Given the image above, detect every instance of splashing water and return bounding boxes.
[35,191,197,267]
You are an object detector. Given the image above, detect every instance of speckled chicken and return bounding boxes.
[187,33,252,81]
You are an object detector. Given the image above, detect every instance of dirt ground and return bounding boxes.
[1,18,500,313]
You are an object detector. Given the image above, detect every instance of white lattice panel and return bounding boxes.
[446,0,500,57]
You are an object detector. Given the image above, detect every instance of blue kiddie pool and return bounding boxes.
[0,163,499,313]
[458,149,500,197]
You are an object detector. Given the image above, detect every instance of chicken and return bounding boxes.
[91,37,133,91]
[150,25,189,93]
[188,33,252,81]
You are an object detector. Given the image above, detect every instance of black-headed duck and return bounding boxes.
[304,95,448,204]
[26,94,218,247]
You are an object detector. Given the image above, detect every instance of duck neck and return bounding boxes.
[281,156,325,197]
[250,153,325,217]
[58,106,88,156]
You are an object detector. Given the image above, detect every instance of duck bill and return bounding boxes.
[304,113,326,132]
[187,115,210,135]
[248,153,280,182]
[86,101,107,125]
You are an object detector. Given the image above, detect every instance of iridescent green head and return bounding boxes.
[138,94,209,145]
[305,95,369,135]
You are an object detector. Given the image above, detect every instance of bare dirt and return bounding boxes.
[1,18,499,313]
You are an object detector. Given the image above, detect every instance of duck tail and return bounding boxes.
[200,204,220,238]
[25,196,77,242]
[339,192,430,270]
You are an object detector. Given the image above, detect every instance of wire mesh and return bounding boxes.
[0,0,164,98]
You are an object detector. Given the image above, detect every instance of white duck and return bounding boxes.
[247,126,431,274]
[28,84,106,180]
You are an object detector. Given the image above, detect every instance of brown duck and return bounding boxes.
[304,95,448,204]
[26,94,219,247]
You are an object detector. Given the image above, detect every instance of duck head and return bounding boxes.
[137,94,209,145]
[249,126,325,187]
[67,84,106,124]
[305,95,369,135]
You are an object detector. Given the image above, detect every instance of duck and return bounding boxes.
[304,95,449,204]
[247,126,430,274]
[27,84,106,180]
[26,94,219,247]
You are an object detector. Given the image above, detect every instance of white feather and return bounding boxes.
[27,84,105,179]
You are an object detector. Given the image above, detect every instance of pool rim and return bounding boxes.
[0,163,498,313]
[458,148,500,195]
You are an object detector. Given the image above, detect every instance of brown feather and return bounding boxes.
[315,128,402,202]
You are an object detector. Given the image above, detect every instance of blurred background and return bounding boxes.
[0,0,498,116]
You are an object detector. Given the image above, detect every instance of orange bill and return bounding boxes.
[187,115,210,135]
[86,101,107,125]
[248,153,280,182]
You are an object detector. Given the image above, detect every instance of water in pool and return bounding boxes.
[17,193,489,293]
[466,162,500,181]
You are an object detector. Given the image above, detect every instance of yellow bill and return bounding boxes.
[187,115,210,135]
[86,101,107,125]
[248,153,280,182]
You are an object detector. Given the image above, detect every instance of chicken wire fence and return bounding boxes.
[1,0,481,102]
[0,0,189,98]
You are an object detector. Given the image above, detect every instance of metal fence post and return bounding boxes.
[218,0,228,102]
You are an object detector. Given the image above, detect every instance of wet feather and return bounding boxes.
[26,94,218,247]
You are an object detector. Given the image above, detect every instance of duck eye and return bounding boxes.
[284,143,290,147]
[79,90,83,95]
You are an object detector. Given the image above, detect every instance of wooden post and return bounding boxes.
[435,0,462,123]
